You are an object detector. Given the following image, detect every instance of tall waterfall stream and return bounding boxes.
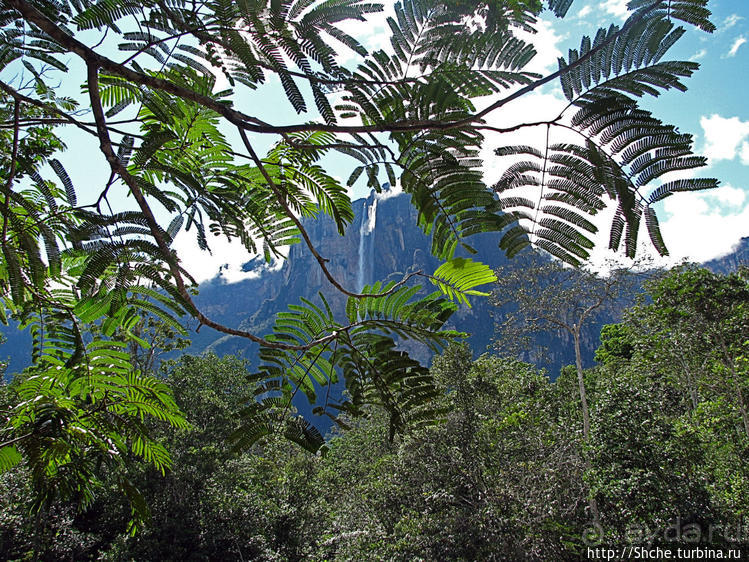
[356,197,378,291]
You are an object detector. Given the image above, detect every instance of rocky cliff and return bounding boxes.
[3,195,746,379]
[189,189,468,366]
[188,190,595,377]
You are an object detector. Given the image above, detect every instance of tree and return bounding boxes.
[612,265,749,442]
[588,266,749,545]
[0,0,719,515]
[0,354,325,560]
[312,347,587,560]
[96,353,321,561]
[492,252,640,440]
[491,252,644,526]
[634,265,749,438]
[586,359,718,546]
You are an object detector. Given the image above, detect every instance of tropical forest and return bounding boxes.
[0,0,748,560]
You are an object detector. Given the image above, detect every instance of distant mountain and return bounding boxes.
[704,237,749,274]
[186,191,605,378]
[3,196,747,381]
[188,190,496,369]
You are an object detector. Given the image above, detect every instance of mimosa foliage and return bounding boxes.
[0,0,718,523]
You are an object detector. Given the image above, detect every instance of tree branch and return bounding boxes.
[5,0,667,137]
[85,61,308,351]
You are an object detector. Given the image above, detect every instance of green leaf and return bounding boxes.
[430,258,498,307]
[0,446,22,473]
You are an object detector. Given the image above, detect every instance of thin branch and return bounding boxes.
[0,80,99,137]
[0,431,34,449]
[237,127,421,300]
[85,61,303,351]
[120,24,213,65]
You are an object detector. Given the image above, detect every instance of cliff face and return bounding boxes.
[188,191,580,376]
[4,194,744,379]
[191,197,749,380]
[189,190,455,365]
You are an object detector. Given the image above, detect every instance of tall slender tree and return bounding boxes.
[492,252,642,524]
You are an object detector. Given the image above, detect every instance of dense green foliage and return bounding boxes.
[589,265,749,546]
[1,266,747,559]
[0,0,735,554]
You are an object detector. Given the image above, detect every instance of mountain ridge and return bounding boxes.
[2,195,747,378]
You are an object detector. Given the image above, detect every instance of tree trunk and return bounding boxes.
[677,357,699,411]
[573,327,599,524]
[574,329,591,443]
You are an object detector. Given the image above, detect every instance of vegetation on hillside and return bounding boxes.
[1,265,747,560]
[1,0,743,557]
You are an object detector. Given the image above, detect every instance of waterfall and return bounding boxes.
[365,197,378,234]
[356,201,368,291]
[365,198,377,289]
[356,197,378,291]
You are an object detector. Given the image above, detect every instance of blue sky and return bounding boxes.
[5,1,747,283]
[332,0,749,273]
[192,0,749,281]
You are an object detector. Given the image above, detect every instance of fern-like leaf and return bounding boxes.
[430,258,498,307]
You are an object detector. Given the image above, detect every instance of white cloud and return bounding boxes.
[335,4,394,65]
[479,90,569,186]
[473,14,566,166]
[374,182,403,201]
[712,185,747,207]
[725,36,747,58]
[576,5,592,19]
[741,142,749,165]
[514,16,566,74]
[585,185,749,271]
[722,14,743,30]
[656,184,749,263]
[172,229,284,285]
[601,0,629,19]
[700,114,749,163]
[690,49,707,61]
